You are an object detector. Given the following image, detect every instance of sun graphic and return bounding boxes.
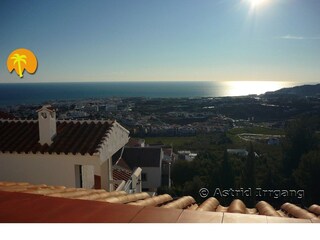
[7,48,38,78]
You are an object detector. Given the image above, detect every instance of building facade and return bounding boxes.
[0,105,131,191]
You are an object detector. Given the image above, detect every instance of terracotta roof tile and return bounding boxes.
[130,206,183,223]
[113,168,132,182]
[256,201,281,217]
[77,191,127,201]
[196,197,219,211]
[308,204,320,216]
[104,192,150,204]
[95,169,132,190]
[187,204,199,210]
[177,210,223,223]
[162,196,196,209]
[0,120,113,155]
[0,191,143,223]
[0,111,15,120]
[227,199,248,214]
[216,205,229,212]
[128,194,173,207]
[223,212,268,223]
[0,181,319,223]
[276,210,289,218]
[310,218,320,223]
[266,216,312,223]
[281,202,317,219]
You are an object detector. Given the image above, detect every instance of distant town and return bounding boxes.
[2,85,319,139]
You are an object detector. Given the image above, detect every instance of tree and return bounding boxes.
[171,151,221,203]
[282,118,317,177]
[241,143,256,207]
[193,152,221,193]
[182,176,206,203]
[293,150,320,205]
[218,150,235,205]
[260,155,284,190]
[221,150,235,189]
[171,160,195,186]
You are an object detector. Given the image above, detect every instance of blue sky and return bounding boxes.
[0,0,319,83]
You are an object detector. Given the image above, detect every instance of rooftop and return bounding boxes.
[113,147,162,168]
[112,169,132,183]
[0,181,319,223]
[0,119,114,155]
[0,111,15,120]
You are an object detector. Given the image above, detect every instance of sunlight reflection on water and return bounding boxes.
[220,81,294,96]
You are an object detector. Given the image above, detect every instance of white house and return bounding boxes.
[0,105,132,191]
[177,150,197,161]
[114,147,164,193]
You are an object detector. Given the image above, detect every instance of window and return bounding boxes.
[75,165,83,188]
[141,173,147,182]
[41,112,47,119]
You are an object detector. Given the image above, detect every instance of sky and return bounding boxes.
[0,0,319,83]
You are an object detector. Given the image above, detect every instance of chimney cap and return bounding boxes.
[36,105,56,113]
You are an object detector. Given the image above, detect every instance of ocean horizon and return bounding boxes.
[0,81,304,106]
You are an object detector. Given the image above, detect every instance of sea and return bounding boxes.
[0,81,298,106]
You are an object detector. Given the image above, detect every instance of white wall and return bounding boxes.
[0,153,98,188]
[96,122,129,191]
[99,122,129,162]
[142,167,161,190]
[82,165,95,188]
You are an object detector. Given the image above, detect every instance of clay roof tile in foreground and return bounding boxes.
[161,196,196,209]
[256,201,281,217]
[308,204,320,216]
[281,202,317,219]
[0,181,319,223]
[227,199,248,214]
[196,197,220,212]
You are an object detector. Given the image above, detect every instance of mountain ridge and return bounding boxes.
[264,83,320,97]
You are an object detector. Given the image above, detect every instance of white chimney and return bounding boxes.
[37,105,57,145]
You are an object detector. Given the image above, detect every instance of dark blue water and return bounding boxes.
[0,82,225,106]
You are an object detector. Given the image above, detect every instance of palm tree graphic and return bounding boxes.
[11,54,27,77]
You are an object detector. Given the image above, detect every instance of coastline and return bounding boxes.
[0,81,303,106]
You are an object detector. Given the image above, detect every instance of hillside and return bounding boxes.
[264,83,320,97]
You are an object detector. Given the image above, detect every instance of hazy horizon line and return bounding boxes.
[0,80,317,85]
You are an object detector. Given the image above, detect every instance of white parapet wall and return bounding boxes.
[0,153,99,188]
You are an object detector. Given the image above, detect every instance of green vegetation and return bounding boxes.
[228,126,284,135]
[146,126,283,158]
[149,120,320,207]
[145,136,197,149]
[146,132,231,154]
[241,143,256,206]
[294,150,320,205]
